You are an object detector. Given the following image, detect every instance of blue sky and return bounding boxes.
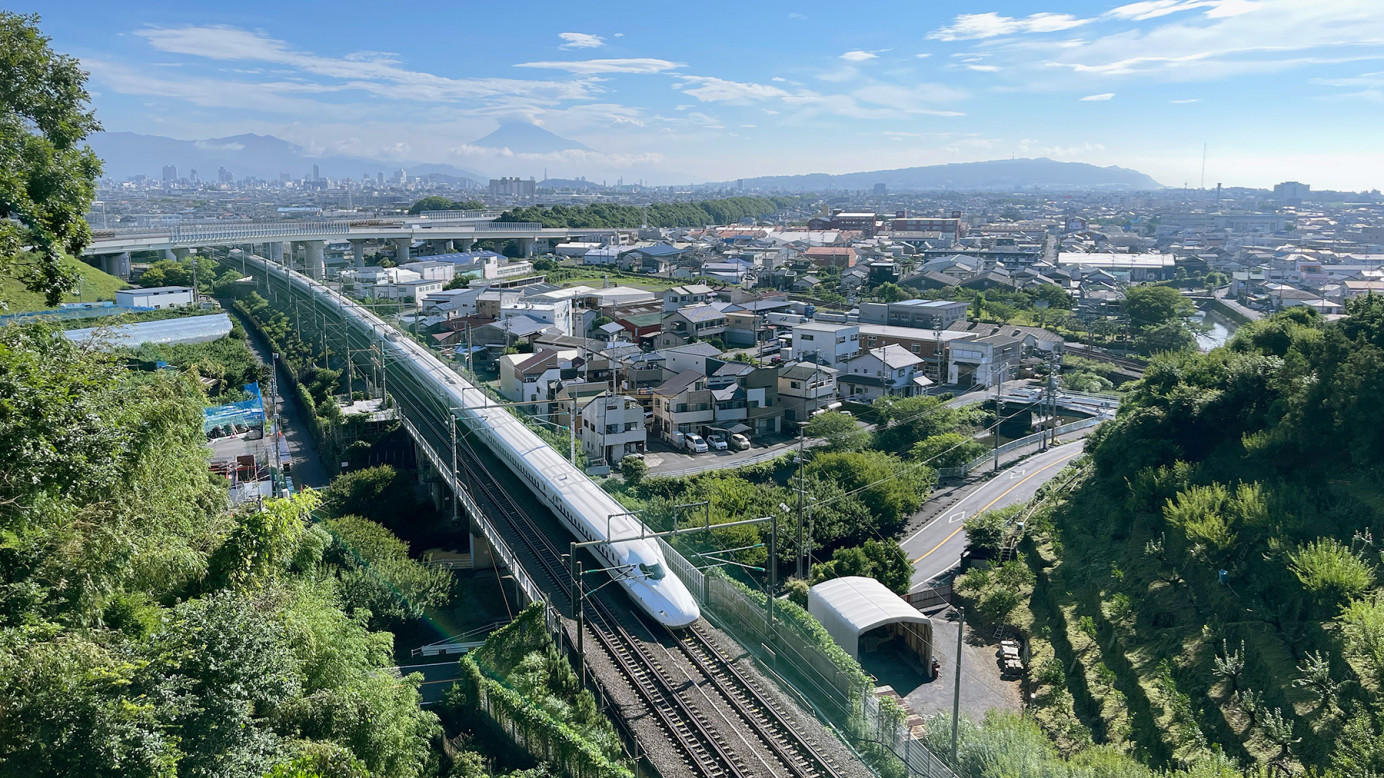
[18,0,1384,189]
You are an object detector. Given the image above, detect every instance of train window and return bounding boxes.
[639,563,666,581]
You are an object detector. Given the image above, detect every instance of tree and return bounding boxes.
[0,12,103,306]
[809,539,912,594]
[620,456,648,484]
[1288,537,1375,607]
[872,282,908,303]
[1029,283,1072,311]
[802,410,867,450]
[1135,320,1197,355]
[408,196,485,215]
[807,450,932,534]
[319,464,424,525]
[324,515,453,629]
[1122,285,1194,328]
[444,273,477,291]
[910,432,987,468]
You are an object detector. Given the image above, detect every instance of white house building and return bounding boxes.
[790,321,860,368]
[578,393,647,465]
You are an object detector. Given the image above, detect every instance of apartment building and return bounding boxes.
[579,393,647,465]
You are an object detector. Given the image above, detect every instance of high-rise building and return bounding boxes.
[873,182,887,195]
[161,164,177,183]
[377,171,385,185]
[218,166,233,184]
[189,168,199,183]
[312,164,320,181]
[1273,181,1310,205]
[488,176,536,197]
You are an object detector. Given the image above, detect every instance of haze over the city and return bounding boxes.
[15,0,1384,190]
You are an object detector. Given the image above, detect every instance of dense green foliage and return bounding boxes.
[810,539,912,594]
[128,329,269,401]
[407,197,486,215]
[1000,302,1384,774]
[442,604,629,778]
[0,324,442,777]
[138,255,219,292]
[0,12,103,306]
[498,197,799,229]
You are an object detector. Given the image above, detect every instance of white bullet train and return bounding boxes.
[250,255,700,628]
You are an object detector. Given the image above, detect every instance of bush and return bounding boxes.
[619,456,648,484]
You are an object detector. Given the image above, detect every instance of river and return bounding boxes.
[1193,310,1235,352]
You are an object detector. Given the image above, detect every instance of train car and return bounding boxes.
[255,255,699,628]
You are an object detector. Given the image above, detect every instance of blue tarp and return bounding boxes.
[203,382,265,433]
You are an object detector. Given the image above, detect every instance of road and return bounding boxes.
[901,441,1086,590]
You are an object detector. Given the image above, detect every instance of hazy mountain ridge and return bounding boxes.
[87,132,486,185]
[734,157,1164,191]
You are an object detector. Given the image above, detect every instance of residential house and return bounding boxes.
[789,321,859,368]
[498,348,579,403]
[778,362,840,425]
[578,393,647,465]
[664,303,729,342]
[803,246,858,269]
[663,284,714,312]
[650,370,715,441]
[837,345,931,402]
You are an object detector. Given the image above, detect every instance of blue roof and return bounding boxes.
[427,250,506,264]
[677,305,728,323]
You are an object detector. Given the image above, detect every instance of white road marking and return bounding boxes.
[948,510,967,524]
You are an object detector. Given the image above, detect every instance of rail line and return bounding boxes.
[305,269,844,778]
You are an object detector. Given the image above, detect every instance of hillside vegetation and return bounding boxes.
[0,254,126,313]
[0,323,446,777]
[985,301,1384,775]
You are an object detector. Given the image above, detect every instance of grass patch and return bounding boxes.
[0,255,128,313]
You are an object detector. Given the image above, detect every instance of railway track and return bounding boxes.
[255,261,849,778]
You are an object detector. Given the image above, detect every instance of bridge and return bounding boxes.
[81,211,634,278]
[231,252,901,778]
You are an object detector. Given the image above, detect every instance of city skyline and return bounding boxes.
[16,0,1384,190]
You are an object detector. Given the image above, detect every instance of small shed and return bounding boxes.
[808,576,932,666]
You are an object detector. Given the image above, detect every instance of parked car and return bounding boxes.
[684,434,709,454]
[706,434,729,451]
[729,433,751,451]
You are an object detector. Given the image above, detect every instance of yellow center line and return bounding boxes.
[912,448,1082,564]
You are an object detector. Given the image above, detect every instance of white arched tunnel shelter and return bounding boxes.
[808,576,933,666]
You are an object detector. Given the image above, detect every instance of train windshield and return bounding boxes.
[639,563,666,581]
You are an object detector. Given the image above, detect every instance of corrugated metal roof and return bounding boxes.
[807,576,930,659]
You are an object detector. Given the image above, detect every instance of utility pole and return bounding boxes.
[951,608,965,765]
[569,543,586,686]
[569,397,577,465]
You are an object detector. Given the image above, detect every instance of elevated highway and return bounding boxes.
[82,211,633,277]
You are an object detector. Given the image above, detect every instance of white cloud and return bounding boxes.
[135,26,593,102]
[1080,92,1116,100]
[915,53,933,59]
[1170,98,1200,102]
[1106,0,1259,21]
[558,32,605,49]
[840,50,878,61]
[929,12,1091,41]
[674,75,792,103]
[967,64,1002,72]
[771,76,787,82]
[515,58,683,74]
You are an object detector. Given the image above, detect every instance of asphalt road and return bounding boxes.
[901,441,1086,590]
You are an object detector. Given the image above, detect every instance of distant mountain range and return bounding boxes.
[733,158,1163,191]
[86,132,487,186]
[87,129,1163,193]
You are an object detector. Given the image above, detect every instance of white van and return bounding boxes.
[684,434,709,454]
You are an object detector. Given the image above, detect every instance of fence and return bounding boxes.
[657,538,960,778]
[935,417,1102,480]
[172,221,351,244]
